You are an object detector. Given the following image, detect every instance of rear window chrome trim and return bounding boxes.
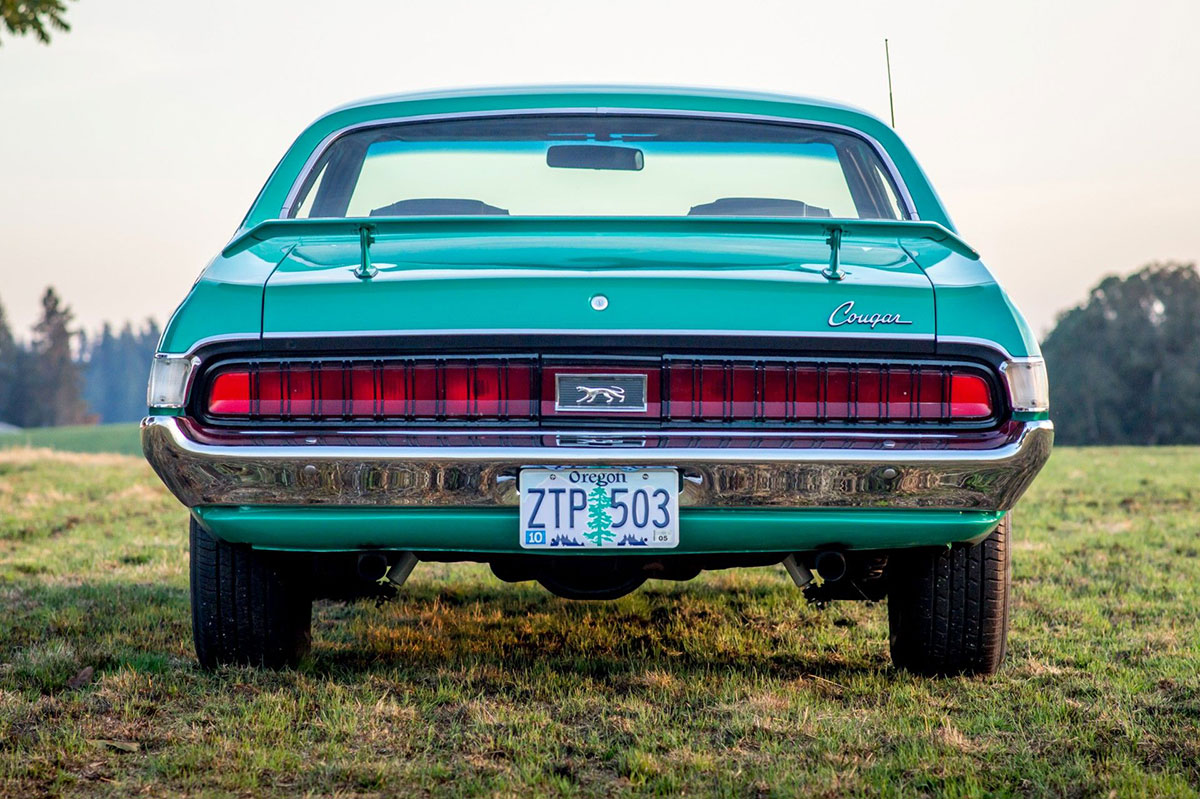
[277,108,919,222]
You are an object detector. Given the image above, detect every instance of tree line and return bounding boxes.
[0,288,159,428]
[1,263,1197,442]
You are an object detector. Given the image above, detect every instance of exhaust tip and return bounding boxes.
[356,552,389,582]
[814,550,848,583]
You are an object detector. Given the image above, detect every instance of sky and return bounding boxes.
[1,0,1197,340]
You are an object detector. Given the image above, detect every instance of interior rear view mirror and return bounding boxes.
[546,145,644,171]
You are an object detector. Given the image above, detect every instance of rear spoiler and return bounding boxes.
[222,216,979,260]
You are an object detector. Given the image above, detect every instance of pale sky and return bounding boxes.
[1,0,1196,340]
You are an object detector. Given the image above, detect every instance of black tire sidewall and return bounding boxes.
[189,518,312,669]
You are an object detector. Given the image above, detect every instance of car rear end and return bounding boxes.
[144,276,1051,673]
[146,333,1049,549]
[143,89,1052,673]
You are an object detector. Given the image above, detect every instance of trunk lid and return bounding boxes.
[257,220,944,345]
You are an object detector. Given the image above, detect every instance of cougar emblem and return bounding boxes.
[555,374,646,412]
[576,385,626,404]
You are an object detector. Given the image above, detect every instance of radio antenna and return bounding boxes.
[885,38,896,128]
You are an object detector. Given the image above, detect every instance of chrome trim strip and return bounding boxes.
[174,327,943,361]
[190,424,977,442]
[277,107,918,221]
[142,417,1052,512]
[262,328,935,342]
[160,334,264,360]
[936,336,1018,361]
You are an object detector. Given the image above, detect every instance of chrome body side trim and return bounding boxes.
[142,417,1052,513]
[188,334,262,357]
[262,328,936,342]
[170,329,958,360]
[936,336,1018,361]
[275,108,918,221]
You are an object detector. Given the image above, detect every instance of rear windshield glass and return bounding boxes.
[290,115,908,220]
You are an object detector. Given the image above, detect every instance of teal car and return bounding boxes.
[143,86,1051,675]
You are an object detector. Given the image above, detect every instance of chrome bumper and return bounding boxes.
[141,417,1052,512]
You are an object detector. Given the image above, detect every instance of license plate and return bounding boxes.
[518,468,679,549]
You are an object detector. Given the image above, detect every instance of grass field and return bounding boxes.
[0,423,142,457]
[0,447,1198,797]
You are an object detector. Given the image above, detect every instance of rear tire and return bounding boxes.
[190,518,312,669]
[887,514,1011,676]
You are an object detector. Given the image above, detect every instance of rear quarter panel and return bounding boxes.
[903,240,1041,359]
[157,243,292,355]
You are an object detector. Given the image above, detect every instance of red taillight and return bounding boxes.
[949,373,992,418]
[665,362,993,423]
[207,371,251,416]
[207,360,535,421]
[205,357,994,425]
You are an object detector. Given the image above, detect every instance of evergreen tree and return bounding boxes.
[116,321,142,420]
[0,0,74,46]
[584,485,614,546]
[82,317,161,422]
[29,287,87,427]
[0,297,23,426]
[6,348,36,428]
[83,322,113,421]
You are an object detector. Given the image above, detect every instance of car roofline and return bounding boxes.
[274,106,918,222]
[236,85,957,232]
[318,84,880,122]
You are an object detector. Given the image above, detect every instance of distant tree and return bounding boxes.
[28,287,88,427]
[1042,262,1200,445]
[83,317,159,422]
[0,297,24,425]
[83,322,116,420]
[115,321,143,419]
[6,348,37,428]
[0,0,74,45]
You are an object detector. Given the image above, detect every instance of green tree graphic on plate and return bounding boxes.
[584,485,614,546]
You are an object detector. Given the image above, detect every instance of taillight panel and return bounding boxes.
[198,355,1002,428]
[205,358,537,422]
[663,360,996,423]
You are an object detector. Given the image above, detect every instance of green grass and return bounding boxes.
[0,423,142,457]
[0,447,1198,797]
